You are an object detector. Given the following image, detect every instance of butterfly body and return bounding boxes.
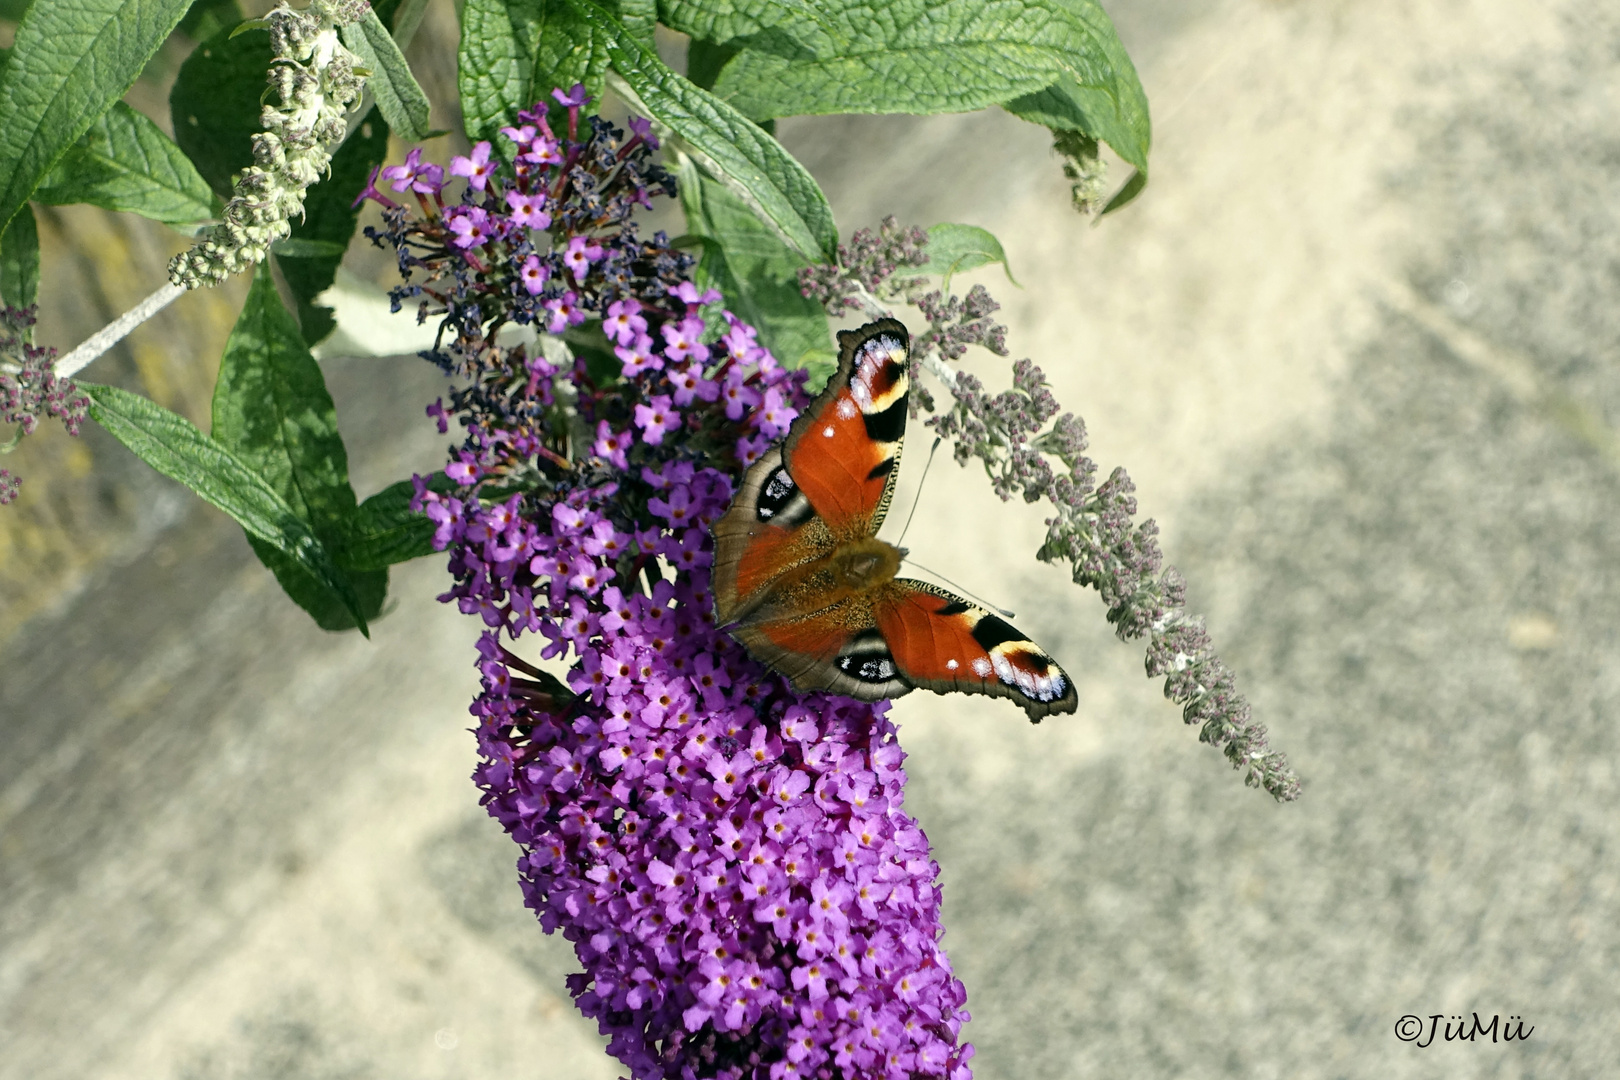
[712,319,1078,721]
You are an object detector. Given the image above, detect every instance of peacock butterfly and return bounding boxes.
[711,318,1078,721]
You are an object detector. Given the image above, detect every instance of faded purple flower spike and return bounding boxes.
[801,221,1301,802]
[381,146,445,195]
[2,305,88,505]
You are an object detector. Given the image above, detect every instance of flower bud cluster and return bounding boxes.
[1,305,87,505]
[1051,131,1108,216]
[168,0,370,288]
[368,94,977,1079]
[801,228,1300,801]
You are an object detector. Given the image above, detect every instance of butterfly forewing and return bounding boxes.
[712,319,911,625]
[780,318,910,537]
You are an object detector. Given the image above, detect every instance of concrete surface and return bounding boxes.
[4,1,1619,1077]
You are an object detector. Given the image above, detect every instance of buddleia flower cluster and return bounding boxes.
[168,0,371,288]
[1,305,87,505]
[361,90,976,1080]
[800,221,1300,802]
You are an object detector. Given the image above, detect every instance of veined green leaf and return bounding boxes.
[570,0,838,262]
[341,473,458,571]
[659,0,1150,182]
[340,7,433,141]
[921,223,1018,294]
[458,0,612,145]
[0,0,193,235]
[676,154,834,382]
[618,0,657,48]
[34,102,217,226]
[0,202,39,310]
[80,380,367,631]
[178,0,243,43]
[211,264,383,632]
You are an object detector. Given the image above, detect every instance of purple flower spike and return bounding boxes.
[552,82,590,108]
[519,255,550,296]
[506,189,552,230]
[627,115,660,150]
[365,97,980,1080]
[563,235,605,283]
[501,123,537,148]
[632,394,676,445]
[381,147,444,194]
[351,165,401,210]
[544,291,584,333]
[451,140,498,192]
[524,134,564,166]
[446,205,492,249]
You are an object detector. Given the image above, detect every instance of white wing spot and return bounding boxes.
[971,657,992,678]
[823,426,836,438]
[836,399,858,421]
[945,659,959,671]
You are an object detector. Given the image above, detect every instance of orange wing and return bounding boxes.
[726,578,1076,722]
[872,579,1078,721]
[711,319,910,626]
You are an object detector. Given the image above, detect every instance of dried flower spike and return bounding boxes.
[1,304,87,505]
[802,224,1301,802]
[168,0,371,289]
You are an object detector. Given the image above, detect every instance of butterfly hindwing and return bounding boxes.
[711,319,911,626]
[872,579,1078,721]
[711,443,836,626]
[728,599,911,703]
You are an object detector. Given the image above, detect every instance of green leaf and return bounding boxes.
[169,21,272,198]
[676,154,834,381]
[659,0,1150,178]
[1003,65,1151,178]
[271,238,348,259]
[0,201,39,310]
[383,0,431,47]
[33,101,217,226]
[275,107,389,345]
[686,38,739,91]
[178,0,242,42]
[618,0,657,47]
[1101,168,1147,216]
[80,380,366,629]
[211,264,382,632]
[569,0,838,262]
[920,223,1018,294]
[339,8,433,141]
[341,473,457,571]
[0,0,193,236]
[457,0,612,145]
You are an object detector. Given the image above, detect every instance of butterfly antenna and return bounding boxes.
[895,436,942,548]
[900,556,1017,620]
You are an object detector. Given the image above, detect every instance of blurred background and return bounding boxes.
[4,0,1618,1076]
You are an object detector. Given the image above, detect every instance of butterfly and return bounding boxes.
[711,318,1078,721]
